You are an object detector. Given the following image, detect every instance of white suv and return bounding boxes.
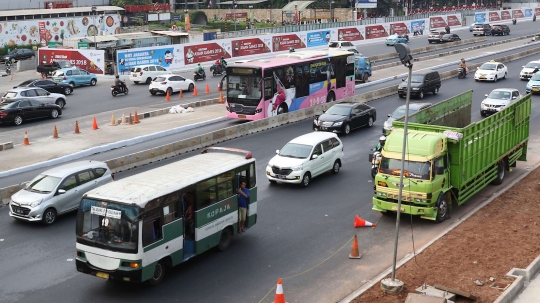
[328,41,354,49]
[129,65,172,84]
[266,132,344,187]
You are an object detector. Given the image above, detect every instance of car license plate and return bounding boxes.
[276,175,287,179]
[54,78,60,82]
[533,88,539,92]
[132,73,137,77]
[479,76,486,79]
[391,206,405,212]
[238,114,246,118]
[96,272,109,280]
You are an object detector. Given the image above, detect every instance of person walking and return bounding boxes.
[237,181,250,233]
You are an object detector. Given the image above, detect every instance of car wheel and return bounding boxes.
[42,208,57,225]
[398,94,405,98]
[480,111,486,117]
[363,73,369,83]
[331,160,341,174]
[90,79,97,86]
[433,87,439,95]
[218,228,232,251]
[147,261,165,286]
[56,99,65,108]
[64,87,72,95]
[146,77,152,84]
[435,193,450,223]
[367,116,374,127]
[301,172,311,188]
[69,82,75,88]
[166,87,173,95]
[343,123,351,135]
[494,76,498,82]
[134,81,139,84]
[418,91,424,99]
[150,91,157,95]
[13,115,23,126]
[50,109,59,119]
[188,83,194,92]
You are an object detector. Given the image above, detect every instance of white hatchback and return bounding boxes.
[129,65,172,84]
[149,74,195,95]
[266,132,344,187]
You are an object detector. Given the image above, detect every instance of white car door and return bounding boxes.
[498,64,505,78]
[179,76,188,91]
[321,139,336,172]
[170,76,181,92]
[309,143,326,176]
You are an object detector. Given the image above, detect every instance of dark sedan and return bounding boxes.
[313,102,376,135]
[441,34,461,42]
[491,24,510,36]
[14,79,73,95]
[0,99,61,126]
[1,49,35,62]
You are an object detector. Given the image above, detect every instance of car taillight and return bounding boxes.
[63,76,66,80]
[161,82,167,84]
[111,173,115,180]
[0,112,7,116]
[140,72,143,76]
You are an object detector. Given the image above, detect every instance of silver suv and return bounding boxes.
[9,161,114,225]
[1,87,67,108]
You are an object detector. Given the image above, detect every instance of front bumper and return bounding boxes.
[474,74,496,81]
[521,74,533,80]
[76,259,143,283]
[313,123,343,133]
[9,203,43,222]
[266,166,302,184]
[372,197,437,220]
[480,104,503,114]
[398,88,422,96]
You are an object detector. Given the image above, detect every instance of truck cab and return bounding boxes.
[354,56,371,83]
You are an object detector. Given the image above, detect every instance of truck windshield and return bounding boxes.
[379,157,431,180]
[76,199,139,254]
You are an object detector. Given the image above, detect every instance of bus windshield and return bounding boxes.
[76,199,140,254]
[379,157,431,180]
[227,74,262,100]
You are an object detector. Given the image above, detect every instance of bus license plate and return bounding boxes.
[391,206,405,212]
[238,114,246,118]
[96,272,109,279]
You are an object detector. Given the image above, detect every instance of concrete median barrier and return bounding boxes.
[0,184,23,205]
[224,125,239,140]
[0,142,14,152]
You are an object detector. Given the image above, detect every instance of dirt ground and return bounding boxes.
[352,166,540,303]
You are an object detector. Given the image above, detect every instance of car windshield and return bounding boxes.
[391,107,419,119]
[76,199,139,254]
[328,42,339,48]
[18,80,34,86]
[3,92,17,98]
[57,61,72,68]
[487,91,511,100]
[525,62,540,68]
[53,70,64,77]
[406,75,425,83]
[154,77,167,82]
[379,157,432,180]
[480,63,497,70]
[279,143,313,159]
[25,174,62,193]
[531,73,540,81]
[325,106,351,116]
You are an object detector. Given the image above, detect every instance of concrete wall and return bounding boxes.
[17,59,37,72]
[0,0,110,10]
[201,8,356,23]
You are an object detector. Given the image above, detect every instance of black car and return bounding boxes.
[398,70,441,99]
[313,102,376,135]
[0,99,61,126]
[383,103,432,134]
[1,49,35,62]
[491,24,510,36]
[14,79,73,95]
[441,34,461,42]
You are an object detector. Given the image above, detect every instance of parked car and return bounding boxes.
[9,160,114,225]
[36,60,73,77]
[520,60,540,80]
[14,79,73,95]
[480,88,521,116]
[472,23,492,36]
[266,132,344,187]
[1,87,66,108]
[383,103,432,134]
[428,30,447,43]
[474,60,508,82]
[397,70,441,99]
[0,99,61,126]
[491,24,510,36]
[441,34,461,42]
[149,74,195,95]
[130,64,172,84]
[386,34,408,46]
[526,72,540,94]
[52,68,97,88]
[328,41,354,49]
[1,49,35,62]
[313,102,376,135]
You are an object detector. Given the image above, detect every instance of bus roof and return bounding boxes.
[230,50,352,69]
[84,152,255,206]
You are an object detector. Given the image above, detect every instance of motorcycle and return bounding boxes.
[5,65,11,76]
[210,64,225,76]
[194,69,206,81]
[458,66,467,79]
[512,18,517,25]
[369,151,382,178]
[111,84,129,97]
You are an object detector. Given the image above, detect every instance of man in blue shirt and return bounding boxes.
[237,181,250,233]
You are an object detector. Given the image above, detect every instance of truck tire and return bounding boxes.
[491,160,505,185]
[435,193,450,223]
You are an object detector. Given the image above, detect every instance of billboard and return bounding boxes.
[474,13,486,23]
[501,10,511,20]
[536,8,540,16]
[429,16,447,29]
[489,11,501,22]
[272,34,306,52]
[337,27,364,41]
[446,15,461,26]
[356,0,377,9]
[512,9,525,19]
[389,23,409,35]
[184,42,232,65]
[38,48,105,74]
[116,46,178,74]
[524,8,533,18]
[231,37,272,57]
[306,31,331,47]
[411,20,426,35]
[365,25,388,39]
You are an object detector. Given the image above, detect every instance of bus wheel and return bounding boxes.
[327,91,335,103]
[218,227,232,251]
[147,261,165,286]
[491,160,506,185]
[435,193,450,223]
[277,104,288,115]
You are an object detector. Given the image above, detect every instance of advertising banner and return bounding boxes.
[306,30,331,47]
[501,10,512,20]
[474,12,486,23]
[512,9,525,19]
[356,0,377,9]
[535,8,540,16]
[337,27,364,41]
[389,22,409,35]
[429,16,447,29]
[231,37,272,57]
[489,11,501,22]
[184,42,232,65]
[410,20,426,35]
[524,8,533,18]
[365,24,388,39]
[446,15,461,26]
[38,48,105,74]
[116,46,179,74]
[272,34,306,52]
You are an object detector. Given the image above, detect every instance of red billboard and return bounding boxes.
[38,21,49,47]
[501,10,511,20]
[389,22,409,35]
[337,27,364,41]
[446,15,461,26]
[272,34,305,52]
[512,9,524,19]
[184,43,231,65]
[365,25,388,39]
[38,49,105,74]
[231,38,271,57]
[489,11,501,22]
[429,16,447,29]
[536,8,540,16]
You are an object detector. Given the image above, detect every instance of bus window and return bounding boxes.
[264,77,273,100]
[336,57,346,88]
[249,163,256,187]
[142,214,162,247]
[303,65,310,97]
[217,171,234,201]
[295,66,306,98]
[196,178,217,209]
[284,66,294,88]
[163,192,180,224]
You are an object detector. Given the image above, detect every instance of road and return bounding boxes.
[1,52,539,302]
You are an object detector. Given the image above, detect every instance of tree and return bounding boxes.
[110,0,152,7]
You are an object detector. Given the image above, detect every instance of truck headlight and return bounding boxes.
[376,192,387,197]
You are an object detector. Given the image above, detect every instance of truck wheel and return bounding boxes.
[435,193,450,223]
[491,160,505,185]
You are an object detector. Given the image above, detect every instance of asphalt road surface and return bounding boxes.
[1,50,539,302]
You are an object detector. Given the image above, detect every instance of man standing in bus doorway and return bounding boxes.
[237,181,250,233]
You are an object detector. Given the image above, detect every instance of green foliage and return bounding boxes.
[110,0,152,6]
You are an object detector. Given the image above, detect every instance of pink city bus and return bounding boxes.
[225,50,356,120]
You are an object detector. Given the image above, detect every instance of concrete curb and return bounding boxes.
[493,255,540,303]
[338,162,540,303]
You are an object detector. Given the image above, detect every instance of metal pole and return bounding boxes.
[391,64,412,281]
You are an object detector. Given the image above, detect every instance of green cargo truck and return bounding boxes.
[372,90,531,222]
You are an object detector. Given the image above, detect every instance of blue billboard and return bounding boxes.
[116,46,175,74]
[525,9,533,18]
[474,13,486,23]
[307,31,331,48]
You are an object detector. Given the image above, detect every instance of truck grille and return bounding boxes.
[272,166,292,175]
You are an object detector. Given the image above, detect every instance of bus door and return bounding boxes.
[181,190,196,260]
[236,164,257,230]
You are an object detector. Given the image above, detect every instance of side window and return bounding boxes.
[148,66,157,71]
[66,70,72,76]
[156,66,166,71]
[512,91,520,99]
[321,139,333,152]
[196,178,217,209]
[163,192,180,224]
[433,156,445,176]
[35,89,48,96]
[94,168,107,177]
[142,215,162,247]
[357,104,369,111]
[143,67,149,72]
[71,70,80,76]
[18,101,31,108]
[77,170,95,185]
[264,77,273,100]
[19,91,28,97]
[59,175,78,191]
[217,171,234,201]
[312,144,323,157]
[330,137,340,148]
[249,163,256,188]
[351,107,360,115]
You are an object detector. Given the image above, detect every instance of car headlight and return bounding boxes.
[313,119,319,125]
[30,199,43,208]
[412,88,420,90]
[384,121,391,129]
[526,84,532,89]
[291,166,302,171]
[333,121,343,126]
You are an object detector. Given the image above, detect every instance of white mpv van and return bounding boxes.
[266,132,344,187]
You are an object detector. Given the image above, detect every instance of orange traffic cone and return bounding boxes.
[219,91,224,103]
[109,113,116,126]
[165,90,171,101]
[92,117,99,130]
[52,125,59,138]
[23,131,30,145]
[273,278,288,303]
[217,81,222,91]
[193,85,198,96]
[74,121,81,134]
[349,234,362,259]
[205,83,210,94]
[133,111,140,124]
[179,89,183,99]
[354,215,376,228]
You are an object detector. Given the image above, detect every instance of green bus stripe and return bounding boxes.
[196,196,237,226]
[143,219,183,252]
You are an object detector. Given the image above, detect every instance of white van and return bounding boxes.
[129,65,172,84]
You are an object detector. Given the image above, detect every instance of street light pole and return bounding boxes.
[91,6,96,47]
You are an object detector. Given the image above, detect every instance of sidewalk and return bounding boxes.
[512,273,540,303]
